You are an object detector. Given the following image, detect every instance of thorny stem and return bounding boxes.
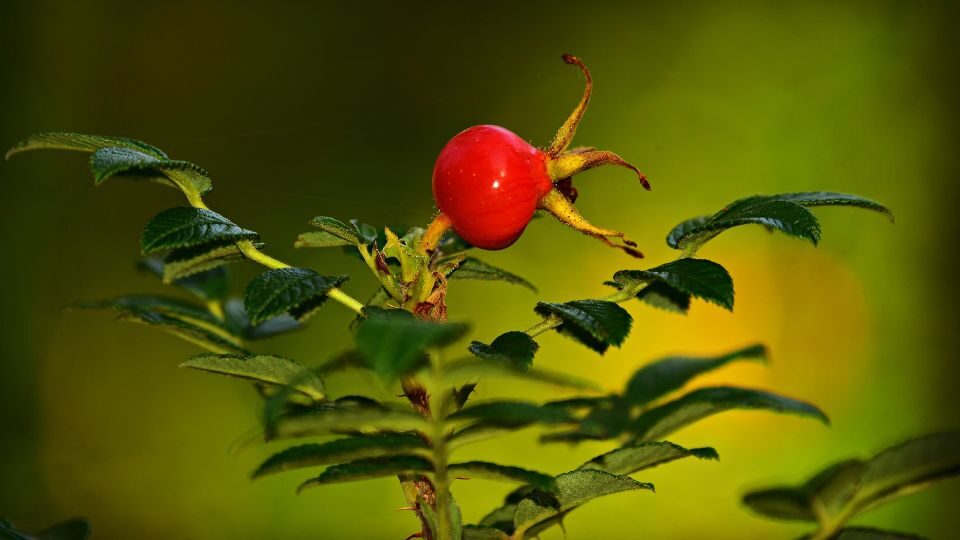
[427,349,454,540]
[183,191,365,316]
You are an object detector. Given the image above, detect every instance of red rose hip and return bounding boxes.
[432,125,552,249]
[420,54,650,258]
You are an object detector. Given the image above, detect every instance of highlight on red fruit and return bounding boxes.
[423,54,650,258]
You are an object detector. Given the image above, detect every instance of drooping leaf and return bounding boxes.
[222,298,302,341]
[89,146,212,195]
[534,300,632,354]
[540,396,632,444]
[6,131,166,159]
[462,525,510,540]
[297,455,434,492]
[138,257,229,301]
[630,386,829,442]
[625,344,768,405]
[253,433,428,478]
[72,294,219,325]
[468,331,539,369]
[162,240,259,282]
[851,431,960,514]
[269,405,430,441]
[478,501,518,533]
[742,459,866,523]
[308,216,364,245]
[447,257,536,292]
[635,281,692,314]
[443,358,600,392]
[354,308,468,381]
[449,461,557,492]
[666,192,892,255]
[579,441,718,476]
[512,470,654,538]
[141,207,257,255]
[294,231,355,249]
[831,527,925,540]
[33,518,92,540]
[448,401,574,429]
[613,258,734,311]
[181,353,325,400]
[243,268,348,325]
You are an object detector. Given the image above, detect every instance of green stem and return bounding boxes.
[428,350,455,540]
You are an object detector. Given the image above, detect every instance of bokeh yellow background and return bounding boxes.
[2,2,958,538]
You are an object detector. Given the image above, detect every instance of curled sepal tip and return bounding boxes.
[538,188,643,258]
[547,150,651,191]
[545,54,593,157]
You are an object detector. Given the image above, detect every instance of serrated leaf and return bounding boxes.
[297,455,434,492]
[462,525,510,539]
[447,257,536,292]
[443,358,600,392]
[448,401,574,429]
[468,331,539,369]
[534,300,632,354]
[579,441,718,476]
[269,405,429,441]
[243,268,348,325]
[354,309,468,381]
[630,386,829,442]
[253,433,428,478]
[743,459,866,523]
[89,146,212,195]
[139,257,229,301]
[635,281,692,314]
[163,240,258,282]
[141,207,257,255]
[614,258,734,311]
[6,131,166,159]
[449,461,557,492]
[72,294,218,324]
[116,310,249,354]
[512,470,654,538]
[222,298,302,340]
[666,192,891,255]
[308,216,363,244]
[625,344,767,406]
[181,353,325,400]
[294,231,354,249]
[543,396,632,443]
[831,527,925,540]
[852,432,960,515]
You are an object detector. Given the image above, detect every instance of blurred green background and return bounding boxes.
[2,1,958,538]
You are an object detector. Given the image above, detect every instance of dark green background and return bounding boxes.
[2,1,958,538]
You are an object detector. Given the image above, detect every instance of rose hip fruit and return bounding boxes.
[424,54,650,257]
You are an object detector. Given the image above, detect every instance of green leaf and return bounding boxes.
[630,386,829,442]
[221,299,302,341]
[448,401,574,429]
[6,131,166,159]
[34,519,92,540]
[308,216,364,244]
[832,527,925,540]
[666,192,891,255]
[419,492,463,540]
[625,344,768,405]
[449,461,557,492]
[635,281,692,314]
[89,146,212,195]
[668,198,820,254]
[181,353,325,400]
[541,396,631,443]
[243,268,348,325]
[72,294,218,324]
[354,309,469,381]
[579,441,718,476]
[512,470,654,538]
[613,258,734,311]
[462,526,510,540]
[270,408,429,443]
[478,501,518,533]
[116,310,248,354]
[141,207,257,255]
[253,433,428,478]
[468,331,539,369]
[443,358,600,392]
[139,257,229,301]
[297,455,434,492]
[162,240,259,282]
[294,231,355,248]
[534,300,633,354]
[851,431,960,515]
[447,257,536,292]
[743,459,866,523]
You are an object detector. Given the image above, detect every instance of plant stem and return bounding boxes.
[419,213,452,254]
[526,315,562,337]
[428,350,455,540]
